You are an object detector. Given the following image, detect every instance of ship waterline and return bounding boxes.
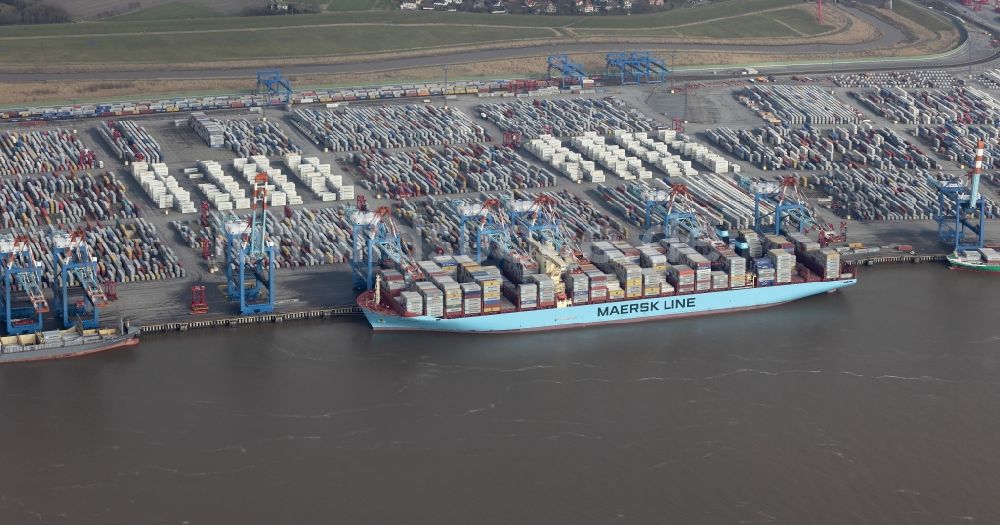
[361,278,857,333]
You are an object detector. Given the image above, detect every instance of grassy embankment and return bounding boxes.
[110,2,225,20]
[0,0,834,68]
[0,0,961,106]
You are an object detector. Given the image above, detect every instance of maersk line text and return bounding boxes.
[597,298,696,317]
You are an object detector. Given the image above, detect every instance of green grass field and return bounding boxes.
[575,7,831,38]
[892,0,954,32]
[0,0,944,67]
[568,0,798,28]
[0,0,800,38]
[324,0,390,11]
[111,2,224,21]
[0,25,553,64]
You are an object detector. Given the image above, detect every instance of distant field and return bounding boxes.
[45,0,247,19]
[575,7,831,38]
[111,2,223,20]
[0,9,571,38]
[892,0,954,32]
[0,25,553,64]
[46,0,413,19]
[568,0,798,28]
[0,0,806,38]
[0,0,945,69]
[325,0,392,11]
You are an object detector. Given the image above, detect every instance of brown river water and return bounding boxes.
[1,264,998,524]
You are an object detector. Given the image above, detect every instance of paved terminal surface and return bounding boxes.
[3,78,999,329]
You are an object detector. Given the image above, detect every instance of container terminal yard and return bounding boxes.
[1,55,998,346]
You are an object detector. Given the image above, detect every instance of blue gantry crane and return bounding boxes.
[546,54,587,88]
[752,176,844,245]
[255,69,293,104]
[641,184,707,243]
[350,206,420,290]
[50,230,107,329]
[0,234,48,335]
[452,198,516,263]
[606,51,669,85]
[221,173,275,315]
[505,194,566,252]
[928,139,988,252]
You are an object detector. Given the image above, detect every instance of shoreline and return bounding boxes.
[136,254,951,336]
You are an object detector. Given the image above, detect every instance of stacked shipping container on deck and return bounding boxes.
[379,231,841,319]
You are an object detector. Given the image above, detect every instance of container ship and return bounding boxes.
[0,325,139,364]
[947,248,1000,273]
[359,230,855,333]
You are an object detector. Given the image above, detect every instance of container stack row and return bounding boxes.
[665,241,714,291]
[808,168,999,221]
[376,231,841,319]
[606,128,690,177]
[975,69,1000,90]
[832,71,960,89]
[195,160,248,211]
[734,231,799,285]
[233,156,303,207]
[291,79,562,105]
[786,231,842,280]
[954,248,1000,265]
[219,119,301,157]
[394,190,625,257]
[188,112,224,148]
[706,125,940,171]
[11,219,184,283]
[292,105,486,151]
[595,180,720,235]
[524,135,603,183]
[740,86,863,125]
[129,162,196,213]
[572,132,653,181]
[0,130,95,176]
[850,87,999,125]
[380,256,511,317]
[477,98,655,139]
[0,172,137,228]
[656,129,743,176]
[915,123,1000,169]
[2,78,567,124]
[257,207,356,267]
[351,145,556,197]
[530,189,627,243]
[95,120,163,164]
[174,206,356,267]
[662,172,767,231]
[597,176,770,234]
[284,153,354,202]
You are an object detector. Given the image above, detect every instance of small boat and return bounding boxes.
[947,249,1000,273]
[0,325,140,364]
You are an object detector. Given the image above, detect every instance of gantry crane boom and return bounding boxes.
[221,172,276,314]
[51,229,107,329]
[753,176,844,245]
[1,234,48,335]
[350,205,420,290]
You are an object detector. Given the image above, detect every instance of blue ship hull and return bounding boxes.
[361,279,857,333]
